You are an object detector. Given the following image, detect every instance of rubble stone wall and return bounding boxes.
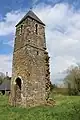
[10,17,50,107]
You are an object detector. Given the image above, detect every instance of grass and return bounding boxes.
[0,94,80,120]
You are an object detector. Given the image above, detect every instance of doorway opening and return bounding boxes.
[16,77,21,90]
[15,77,22,104]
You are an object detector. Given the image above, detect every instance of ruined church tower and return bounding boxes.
[10,10,50,107]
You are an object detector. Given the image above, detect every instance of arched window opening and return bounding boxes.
[35,24,38,34]
[16,77,21,90]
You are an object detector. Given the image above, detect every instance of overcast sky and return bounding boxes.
[0,0,80,84]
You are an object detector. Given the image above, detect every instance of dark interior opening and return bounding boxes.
[37,51,39,55]
[36,24,38,34]
[2,90,5,95]
[16,78,21,90]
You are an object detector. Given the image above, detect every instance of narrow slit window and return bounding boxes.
[36,24,38,34]
[21,25,23,34]
[37,51,39,55]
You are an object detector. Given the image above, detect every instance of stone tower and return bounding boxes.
[10,10,50,107]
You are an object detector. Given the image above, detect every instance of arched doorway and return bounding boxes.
[15,77,22,105]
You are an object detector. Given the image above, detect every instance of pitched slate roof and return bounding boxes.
[0,77,11,91]
[16,10,45,27]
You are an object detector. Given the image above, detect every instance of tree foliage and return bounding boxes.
[64,65,80,95]
[50,82,57,92]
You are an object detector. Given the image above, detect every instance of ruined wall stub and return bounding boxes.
[10,10,50,107]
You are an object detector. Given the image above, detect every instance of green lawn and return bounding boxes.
[0,95,80,120]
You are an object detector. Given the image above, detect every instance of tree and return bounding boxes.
[64,65,80,95]
[50,82,57,92]
[0,72,5,85]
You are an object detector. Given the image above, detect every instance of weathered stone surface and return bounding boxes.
[10,11,50,107]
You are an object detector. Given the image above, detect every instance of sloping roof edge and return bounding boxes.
[16,10,45,27]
